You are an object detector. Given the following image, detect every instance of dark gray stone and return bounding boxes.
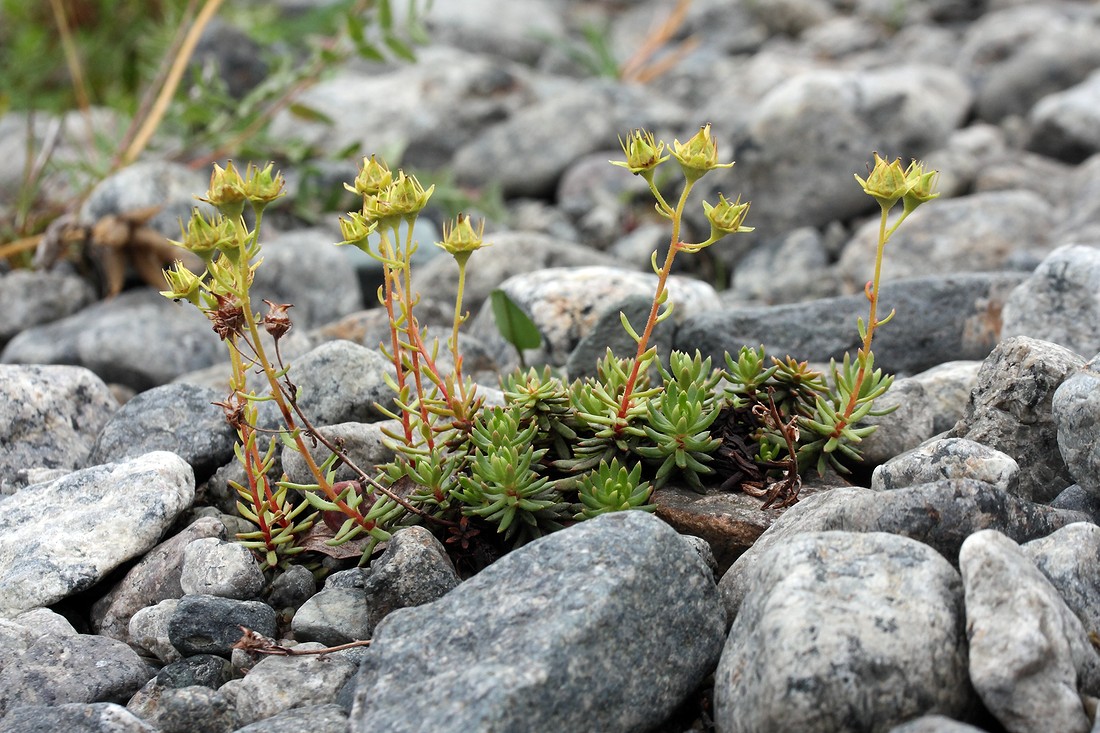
[0,288,224,391]
[566,293,674,381]
[0,364,118,494]
[0,703,157,733]
[675,273,1025,377]
[362,525,460,631]
[268,564,317,610]
[947,336,1084,502]
[89,382,236,482]
[1027,70,1100,163]
[0,269,96,348]
[714,531,970,732]
[167,594,276,657]
[888,715,988,733]
[0,634,152,716]
[349,511,724,733]
[79,161,209,241]
[156,654,234,690]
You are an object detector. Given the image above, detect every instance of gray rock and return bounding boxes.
[719,480,1091,620]
[1028,70,1100,163]
[566,294,673,381]
[280,421,396,486]
[714,531,970,732]
[92,516,226,641]
[128,600,180,664]
[961,529,1100,733]
[268,564,317,610]
[0,608,78,659]
[1003,245,1100,357]
[729,226,837,304]
[291,340,397,424]
[156,654,234,690]
[947,336,1084,502]
[720,65,970,245]
[231,703,348,733]
[128,684,234,733]
[0,269,96,348]
[251,228,364,327]
[676,273,1025,377]
[267,47,529,166]
[468,265,720,370]
[1059,154,1100,244]
[1054,356,1100,497]
[0,452,195,617]
[291,587,371,647]
[0,633,152,716]
[836,191,1055,288]
[362,525,460,631]
[1,288,224,391]
[410,0,564,63]
[745,0,834,36]
[906,360,982,434]
[167,594,276,657]
[221,644,358,728]
[0,703,158,733]
[1051,484,1100,524]
[872,437,1020,494]
[89,382,236,482]
[888,715,988,733]
[180,537,265,600]
[79,161,209,241]
[452,83,619,198]
[1025,523,1100,637]
[958,4,1100,123]
[0,364,118,494]
[349,511,724,733]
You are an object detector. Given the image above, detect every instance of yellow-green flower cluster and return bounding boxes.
[855,153,939,212]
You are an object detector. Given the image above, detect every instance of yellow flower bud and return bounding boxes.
[436,214,487,265]
[702,194,753,239]
[200,162,247,218]
[242,162,286,208]
[610,129,669,176]
[671,124,734,182]
[336,211,377,252]
[902,160,940,213]
[174,209,238,261]
[160,260,205,305]
[855,153,911,210]
[344,155,393,198]
[386,172,434,219]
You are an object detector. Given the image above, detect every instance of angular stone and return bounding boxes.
[1053,357,1100,498]
[1003,245,1100,357]
[0,452,195,617]
[89,383,236,483]
[167,594,276,657]
[0,703,157,733]
[872,437,1020,494]
[960,529,1100,733]
[0,269,96,348]
[947,336,1084,502]
[291,340,397,424]
[291,587,371,647]
[128,685,234,733]
[231,703,348,733]
[715,531,970,732]
[92,516,226,641]
[0,364,118,494]
[1024,523,1100,638]
[362,525,460,632]
[179,537,265,600]
[221,644,358,728]
[719,480,1091,620]
[0,634,152,716]
[349,511,724,733]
